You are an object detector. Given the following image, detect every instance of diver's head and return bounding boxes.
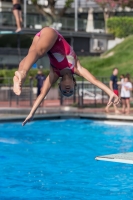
[59,73,76,97]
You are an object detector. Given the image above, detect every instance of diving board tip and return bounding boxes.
[95,152,133,164]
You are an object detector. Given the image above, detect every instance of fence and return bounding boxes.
[53,17,87,31]
[0,11,47,28]
[0,77,111,108]
[61,77,110,108]
[0,11,104,31]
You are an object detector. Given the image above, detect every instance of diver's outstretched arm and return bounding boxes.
[75,60,120,106]
[22,69,59,126]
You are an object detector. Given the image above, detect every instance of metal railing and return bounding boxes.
[0,11,105,31]
[60,78,110,107]
[0,12,47,28]
[0,12,87,31]
[0,76,111,108]
[53,17,87,31]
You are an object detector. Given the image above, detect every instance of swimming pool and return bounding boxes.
[0,119,133,200]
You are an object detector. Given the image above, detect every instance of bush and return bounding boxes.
[107,17,133,38]
[0,69,50,85]
[0,74,4,84]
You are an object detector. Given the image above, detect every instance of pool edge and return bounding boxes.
[1,112,133,123]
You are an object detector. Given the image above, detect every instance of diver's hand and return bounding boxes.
[107,92,120,106]
[13,70,27,95]
[22,113,33,126]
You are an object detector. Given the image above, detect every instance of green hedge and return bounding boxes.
[0,68,83,85]
[107,17,133,38]
[0,69,50,85]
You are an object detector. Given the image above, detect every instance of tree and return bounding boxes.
[94,0,117,31]
[31,0,74,23]
[113,0,133,9]
[94,0,133,31]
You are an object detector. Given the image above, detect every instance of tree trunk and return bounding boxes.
[48,0,57,18]
[59,0,74,17]
[34,4,54,24]
[104,9,110,33]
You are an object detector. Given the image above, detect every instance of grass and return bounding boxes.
[79,35,133,77]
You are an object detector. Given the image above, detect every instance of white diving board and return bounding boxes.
[0,31,14,34]
[95,152,133,164]
[0,31,23,35]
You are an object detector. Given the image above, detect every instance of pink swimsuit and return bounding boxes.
[36,28,76,77]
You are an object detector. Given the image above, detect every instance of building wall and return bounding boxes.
[55,0,99,9]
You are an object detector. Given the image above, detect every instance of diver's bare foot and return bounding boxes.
[15,28,22,33]
[13,75,21,95]
[13,70,26,95]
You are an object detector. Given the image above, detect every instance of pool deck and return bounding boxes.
[0,106,133,123]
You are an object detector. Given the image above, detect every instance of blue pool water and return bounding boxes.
[0,119,133,200]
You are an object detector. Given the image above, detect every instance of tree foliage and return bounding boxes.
[94,0,133,31]
[114,0,133,8]
[107,16,133,38]
[95,0,133,9]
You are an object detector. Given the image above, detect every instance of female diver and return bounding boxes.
[13,27,120,125]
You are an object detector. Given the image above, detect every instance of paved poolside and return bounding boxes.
[0,106,133,122]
